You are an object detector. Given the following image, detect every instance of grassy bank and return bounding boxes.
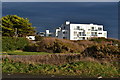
[2,58,120,78]
[2,51,53,55]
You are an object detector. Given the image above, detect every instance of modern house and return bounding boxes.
[55,21,107,40]
[37,30,53,37]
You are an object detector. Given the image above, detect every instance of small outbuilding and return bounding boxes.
[26,36,35,40]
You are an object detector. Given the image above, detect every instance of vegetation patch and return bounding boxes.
[2,58,120,78]
[2,37,29,51]
[24,37,84,53]
[4,51,52,55]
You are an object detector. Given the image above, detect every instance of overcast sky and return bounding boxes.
[2,2,119,39]
[1,0,120,2]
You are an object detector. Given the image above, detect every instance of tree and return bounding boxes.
[1,15,36,37]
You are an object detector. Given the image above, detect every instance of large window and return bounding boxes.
[91,27,94,30]
[74,37,77,39]
[79,32,85,36]
[91,32,97,36]
[63,37,67,39]
[63,31,65,34]
[79,32,82,36]
[87,32,90,34]
[98,27,102,31]
[98,33,102,34]
[63,31,67,34]
[62,26,65,29]
[77,26,80,29]
[83,37,85,40]
[74,31,77,36]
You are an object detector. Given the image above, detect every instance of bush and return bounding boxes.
[2,37,29,51]
[24,37,84,53]
[89,37,107,42]
[38,38,85,53]
[90,37,120,46]
[24,43,39,52]
[74,40,96,48]
[35,35,44,41]
[82,44,120,60]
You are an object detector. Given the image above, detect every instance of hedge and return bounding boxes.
[2,37,29,51]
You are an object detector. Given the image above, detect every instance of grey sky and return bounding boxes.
[1,0,120,2]
[2,2,119,39]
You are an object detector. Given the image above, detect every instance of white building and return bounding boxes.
[45,30,53,37]
[26,36,35,40]
[38,30,53,37]
[55,21,107,40]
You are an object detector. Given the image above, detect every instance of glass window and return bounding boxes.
[91,32,97,36]
[63,31,65,34]
[63,37,66,39]
[98,27,102,31]
[91,27,94,30]
[74,31,77,36]
[88,29,91,31]
[74,37,77,39]
[77,26,80,29]
[83,37,85,40]
[87,32,90,34]
[98,33,102,34]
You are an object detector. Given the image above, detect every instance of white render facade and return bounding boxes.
[56,21,107,40]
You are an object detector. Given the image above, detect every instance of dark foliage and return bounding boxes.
[2,37,29,51]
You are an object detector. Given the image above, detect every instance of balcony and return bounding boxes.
[91,29,98,31]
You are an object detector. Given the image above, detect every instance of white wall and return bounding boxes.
[57,21,107,40]
[26,36,35,40]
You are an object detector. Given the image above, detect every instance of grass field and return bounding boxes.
[2,50,80,55]
[2,50,53,55]
[2,58,120,78]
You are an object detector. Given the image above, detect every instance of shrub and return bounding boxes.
[35,35,44,41]
[37,37,85,53]
[24,43,39,52]
[82,44,120,60]
[2,37,29,51]
[25,37,84,53]
[74,40,96,48]
[90,37,120,47]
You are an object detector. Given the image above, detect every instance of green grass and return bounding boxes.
[2,50,53,55]
[2,50,80,55]
[2,58,120,78]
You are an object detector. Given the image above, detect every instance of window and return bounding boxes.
[88,29,91,31]
[77,26,80,29]
[79,32,85,36]
[91,32,97,36]
[63,26,65,29]
[79,32,82,36]
[63,31,65,34]
[87,32,90,34]
[74,31,77,36]
[63,37,66,39]
[83,37,85,40]
[98,33,102,34]
[63,31,67,34]
[74,37,77,39]
[104,33,106,36]
[95,32,97,34]
[98,27,102,31]
[91,27,94,31]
